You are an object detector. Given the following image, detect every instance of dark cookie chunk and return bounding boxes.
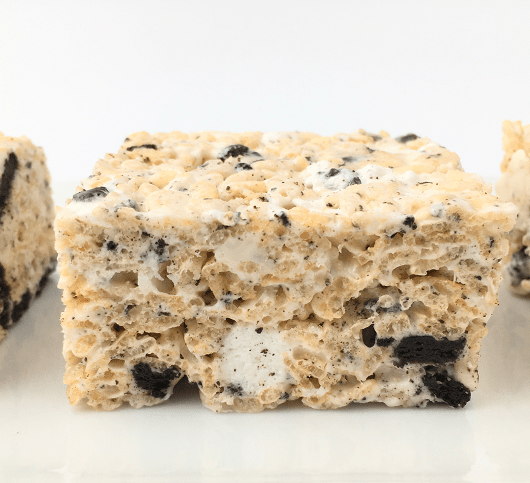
[153,238,167,259]
[72,187,109,202]
[364,298,402,314]
[234,162,253,171]
[106,241,118,251]
[131,362,180,399]
[0,263,11,329]
[326,168,341,178]
[124,304,136,316]
[35,263,56,297]
[274,212,291,227]
[0,152,19,222]
[11,290,31,323]
[348,175,362,186]
[225,383,244,397]
[362,324,377,348]
[218,144,250,161]
[376,337,395,347]
[422,367,470,408]
[396,133,419,143]
[507,247,530,287]
[403,216,417,230]
[126,144,158,151]
[114,199,138,211]
[394,335,466,366]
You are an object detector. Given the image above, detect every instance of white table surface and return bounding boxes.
[0,181,529,483]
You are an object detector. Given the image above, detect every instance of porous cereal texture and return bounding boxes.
[55,130,516,411]
[496,120,530,294]
[0,133,56,343]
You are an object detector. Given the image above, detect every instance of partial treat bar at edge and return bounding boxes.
[55,130,516,412]
[0,133,56,343]
[497,120,530,294]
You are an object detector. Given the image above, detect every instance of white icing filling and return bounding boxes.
[218,325,293,396]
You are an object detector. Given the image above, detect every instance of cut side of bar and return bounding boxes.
[55,130,515,411]
[0,133,56,343]
[497,120,530,294]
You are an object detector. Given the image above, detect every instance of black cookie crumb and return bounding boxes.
[394,335,466,366]
[234,162,253,171]
[131,362,180,399]
[0,264,11,329]
[274,212,291,227]
[422,367,471,408]
[376,337,395,347]
[11,290,31,323]
[403,216,417,230]
[72,187,109,203]
[397,133,419,143]
[0,152,19,222]
[362,324,377,348]
[507,247,530,286]
[153,239,167,259]
[106,241,118,251]
[225,383,244,397]
[35,263,55,297]
[126,144,158,151]
[218,144,250,161]
[348,175,362,186]
[124,304,136,316]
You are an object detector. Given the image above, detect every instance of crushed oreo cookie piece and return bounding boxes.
[394,335,466,366]
[362,324,377,348]
[403,216,417,230]
[225,383,244,397]
[131,362,180,398]
[507,247,530,286]
[11,290,31,323]
[0,152,18,222]
[72,187,109,203]
[376,337,395,347]
[153,238,167,259]
[218,144,250,161]
[234,162,253,171]
[275,212,291,227]
[126,144,158,151]
[0,263,11,328]
[397,133,419,143]
[422,366,470,408]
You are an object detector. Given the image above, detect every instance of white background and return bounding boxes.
[2,1,530,181]
[2,2,530,482]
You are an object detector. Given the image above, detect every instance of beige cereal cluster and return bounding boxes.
[0,133,56,343]
[497,120,530,294]
[55,130,516,411]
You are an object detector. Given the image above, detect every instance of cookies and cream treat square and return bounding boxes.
[497,120,530,294]
[0,133,56,343]
[55,130,515,412]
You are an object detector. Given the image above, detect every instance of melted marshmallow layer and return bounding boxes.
[56,129,515,412]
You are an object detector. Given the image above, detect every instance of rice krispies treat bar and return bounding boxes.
[497,120,530,294]
[55,130,516,412]
[0,133,56,343]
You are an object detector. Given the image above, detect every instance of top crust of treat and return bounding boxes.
[0,132,47,170]
[58,130,515,237]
